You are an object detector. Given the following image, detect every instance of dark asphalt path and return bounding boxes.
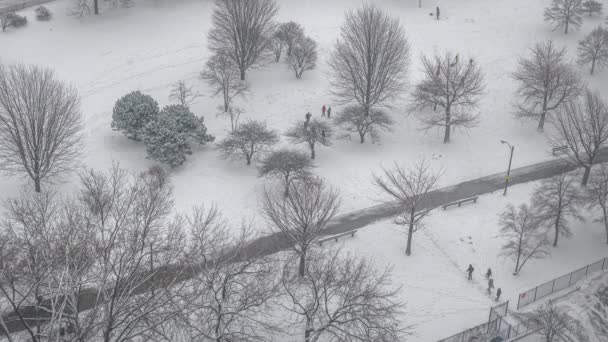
[3,151,607,335]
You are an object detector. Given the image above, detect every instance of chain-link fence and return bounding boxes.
[517,256,608,309]
[437,302,512,342]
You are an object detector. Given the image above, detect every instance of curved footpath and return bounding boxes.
[3,150,608,335]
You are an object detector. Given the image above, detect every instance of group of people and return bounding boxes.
[466,265,502,302]
[303,105,332,142]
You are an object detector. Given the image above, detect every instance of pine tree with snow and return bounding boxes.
[112,91,159,141]
[142,105,214,167]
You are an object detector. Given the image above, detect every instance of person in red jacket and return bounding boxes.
[322,105,327,116]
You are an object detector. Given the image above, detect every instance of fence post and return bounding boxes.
[603,257,606,270]
[568,271,573,286]
[517,293,521,310]
[533,286,538,301]
[586,264,590,276]
[551,278,556,293]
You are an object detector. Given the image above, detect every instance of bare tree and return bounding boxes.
[410,52,485,143]
[532,174,582,247]
[281,249,409,342]
[512,41,581,131]
[518,302,589,342]
[285,118,332,159]
[217,120,279,165]
[276,22,305,57]
[180,211,280,342]
[259,149,314,196]
[577,26,608,75]
[373,160,440,256]
[261,177,340,277]
[169,80,201,107]
[550,88,608,185]
[288,36,318,79]
[499,204,550,274]
[202,53,249,113]
[328,4,410,117]
[270,35,284,62]
[582,0,603,16]
[208,0,278,80]
[544,0,584,34]
[334,105,394,144]
[0,64,83,193]
[216,106,244,133]
[586,164,608,244]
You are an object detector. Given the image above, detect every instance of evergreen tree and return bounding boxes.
[112,91,159,141]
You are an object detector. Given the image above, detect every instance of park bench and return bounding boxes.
[318,230,358,246]
[552,145,568,156]
[442,196,479,210]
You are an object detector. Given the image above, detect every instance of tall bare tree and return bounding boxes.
[285,118,332,159]
[259,149,314,196]
[577,26,608,75]
[512,41,581,131]
[262,177,340,277]
[202,53,249,113]
[373,160,440,256]
[328,4,410,117]
[217,120,279,165]
[208,0,278,80]
[499,204,550,274]
[276,21,305,58]
[334,105,394,144]
[0,64,83,192]
[587,165,608,244]
[550,88,608,185]
[281,249,409,342]
[544,0,584,34]
[410,53,485,143]
[169,80,201,107]
[531,174,582,247]
[287,36,318,79]
[518,302,589,342]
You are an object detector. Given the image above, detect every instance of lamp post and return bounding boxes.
[501,140,514,196]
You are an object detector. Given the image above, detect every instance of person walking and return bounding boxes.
[486,268,492,279]
[304,112,312,131]
[467,264,474,280]
[488,278,494,294]
[322,105,327,117]
[495,288,502,302]
[327,106,332,118]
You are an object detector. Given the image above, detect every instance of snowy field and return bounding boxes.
[2,0,608,340]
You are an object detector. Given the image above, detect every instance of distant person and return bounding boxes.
[327,106,332,118]
[322,105,327,117]
[467,264,474,280]
[488,278,494,294]
[486,268,492,279]
[304,112,312,131]
[496,288,502,301]
[436,6,440,20]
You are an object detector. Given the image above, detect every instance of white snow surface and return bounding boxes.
[1,0,608,340]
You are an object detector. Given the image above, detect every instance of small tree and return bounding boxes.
[261,177,340,277]
[258,149,314,196]
[0,64,83,192]
[35,6,52,21]
[328,4,410,117]
[499,204,550,274]
[202,53,249,113]
[582,0,602,16]
[287,36,318,79]
[142,105,215,167]
[112,90,159,141]
[410,52,485,143]
[217,120,278,165]
[281,249,409,341]
[276,21,305,57]
[334,105,394,144]
[512,41,581,131]
[518,302,589,342]
[208,0,278,80]
[169,80,200,107]
[544,0,584,34]
[373,160,440,256]
[577,26,608,75]
[284,118,332,159]
[270,35,284,62]
[586,164,608,244]
[550,88,608,185]
[531,174,582,247]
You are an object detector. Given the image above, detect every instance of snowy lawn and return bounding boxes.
[335,180,608,341]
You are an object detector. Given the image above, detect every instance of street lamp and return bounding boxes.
[501,140,514,196]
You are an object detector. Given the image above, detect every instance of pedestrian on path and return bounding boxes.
[496,288,502,301]
[486,268,492,279]
[304,112,312,131]
[327,106,331,118]
[322,105,326,117]
[467,264,474,280]
[488,278,494,294]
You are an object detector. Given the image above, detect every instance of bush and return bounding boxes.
[111,91,159,141]
[142,105,214,167]
[35,6,52,21]
[7,12,27,27]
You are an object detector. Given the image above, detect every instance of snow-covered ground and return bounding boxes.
[561,271,608,342]
[2,0,608,340]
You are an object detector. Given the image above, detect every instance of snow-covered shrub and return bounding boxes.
[142,105,214,167]
[35,6,52,21]
[1,12,27,31]
[111,91,159,141]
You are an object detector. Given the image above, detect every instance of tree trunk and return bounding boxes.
[94,0,99,15]
[405,222,414,256]
[538,111,546,131]
[310,144,315,159]
[240,68,245,81]
[34,178,41,193]
[590,59,596,75]
[360,132,365,143]
[604,219,608,244]
[582,165,591,186]
[553,218,559,247]
[304,317,313,342]
[284,175,290,197]
[565,20,569,34]
[298,248,307,277]
[246,154,251,166]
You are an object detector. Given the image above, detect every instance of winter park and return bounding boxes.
[1,0,608,340]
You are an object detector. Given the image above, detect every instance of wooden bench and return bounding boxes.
[442,196,479,210]
[552,145,568,156]
[318,230,357,246]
